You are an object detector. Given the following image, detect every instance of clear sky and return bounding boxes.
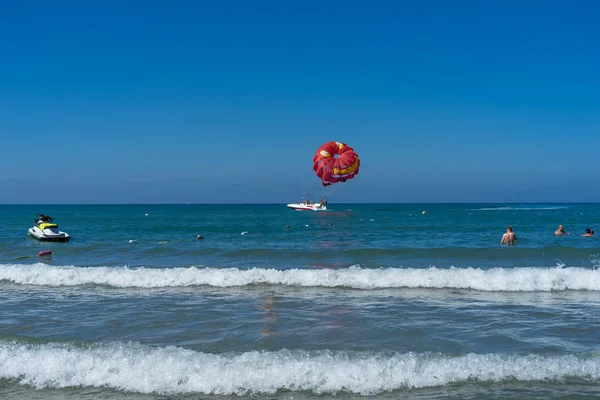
[1,0,599,204]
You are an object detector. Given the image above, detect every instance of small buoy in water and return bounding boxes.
[305,224,309,227]
[241,231,248,235]
[285,225,290,229]
[129,240,137,244]
[328,223,333,226]
[145,213,149,216]
[422,211,426,215]
[38,250,52,257]
[197,235,203,240]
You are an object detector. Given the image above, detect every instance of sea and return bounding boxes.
[0,203,599,399]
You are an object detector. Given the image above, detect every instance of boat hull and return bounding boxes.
[287,203,327,211]
[28,227,71,242]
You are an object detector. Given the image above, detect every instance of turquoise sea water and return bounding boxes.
[0,203,599,399]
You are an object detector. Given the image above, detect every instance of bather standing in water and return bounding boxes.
[555,225,570,236]
[501,226,517,245]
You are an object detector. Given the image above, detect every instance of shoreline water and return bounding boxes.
[1,203,599,398]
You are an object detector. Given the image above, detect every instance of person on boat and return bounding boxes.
[583,228,595,237]
[555,225,570,236]
[501,226,517,245]
[38,214,52,223]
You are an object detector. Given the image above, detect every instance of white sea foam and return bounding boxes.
[1,263,600,291]
[473,206,569,211]
[0,341,598,395]
[590,254,600,269]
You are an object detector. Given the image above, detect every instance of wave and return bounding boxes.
[1,263,600,291]
[0,341,598,395]
[472,206,570,211]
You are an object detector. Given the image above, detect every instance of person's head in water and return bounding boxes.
[585,228,595,236]
[507,226,513,232]
[555,225,570,236]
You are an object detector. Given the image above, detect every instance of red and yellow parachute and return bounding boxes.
[312,141,360,186]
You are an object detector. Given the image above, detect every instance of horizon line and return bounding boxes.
[1,201,598,206]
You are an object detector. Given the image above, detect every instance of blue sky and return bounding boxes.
[1,0,599,203]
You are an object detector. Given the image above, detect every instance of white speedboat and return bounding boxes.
[28,214,71,242]
[287,198,327,211]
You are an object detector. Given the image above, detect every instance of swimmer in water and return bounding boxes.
[583,228,595,237]
[554,225,570,236]
[501,226,517,245]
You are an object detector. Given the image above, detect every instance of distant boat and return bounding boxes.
[287,197,327,211]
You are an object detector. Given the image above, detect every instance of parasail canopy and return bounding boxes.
[312,141,360,186]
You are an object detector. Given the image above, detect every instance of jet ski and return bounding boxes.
[28,214,71,242]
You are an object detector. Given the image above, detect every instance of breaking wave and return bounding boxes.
[1,263,600,291]
[0,341,598,395]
